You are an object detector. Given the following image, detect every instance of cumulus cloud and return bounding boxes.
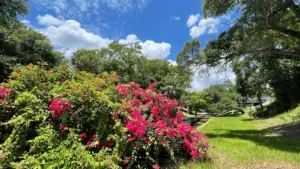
[189,17,220,39]
[186,14,200,27]
[189,65,236,91]
[36,15,171,59]
[119,34,140,44]
[119,34,171,59]
[37,14,65,26]
[37,15,112,58]
[168,60,178,66]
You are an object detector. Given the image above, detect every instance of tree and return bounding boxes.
[0,0,28,25]
[176,39,202,69]
[199,0,300,110]
[203,83,239,114]
[72,42,191,99]
[0,22,64,82]
[159,65,191,99]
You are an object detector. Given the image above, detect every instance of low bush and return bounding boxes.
[0,64,208,169]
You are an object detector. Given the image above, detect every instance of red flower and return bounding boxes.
[128,136,136,142]
[49,98,71,119]
[190,150,200,160]
[153,163,160,169]
[92,135,98,139]
[143,137,150,144]
[208,157,212,162]
[0,88,12,99]
[111,118,116,125]
[86,140,92,147]
[107,138,114,148]
[80,133,88,140]
[59,124,67,134]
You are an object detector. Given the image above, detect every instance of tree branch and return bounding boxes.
[268,22,300,39]
[287,0,300,19]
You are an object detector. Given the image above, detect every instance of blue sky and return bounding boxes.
[19,0,237,90]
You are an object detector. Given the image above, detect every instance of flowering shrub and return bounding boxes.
[114,83,209,168]
[0,64,208,169]
[0,88,12,99]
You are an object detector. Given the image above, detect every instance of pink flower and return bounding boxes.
[80,133,88,140]
[0,88,12,99]
[160,141,165,146]
[59,124,67,134]
[153,163,160,169]
[107,138,114,148]
[208,157,212,162]
[128,136,136,142]
[92,135,98,139]
[190,150,200,160]
[49,98,71,119]
[86,140,92,147]
[143,137,150,144]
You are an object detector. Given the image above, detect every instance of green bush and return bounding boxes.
[0,64,208,169]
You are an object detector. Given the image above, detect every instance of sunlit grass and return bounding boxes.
[181,114,300,168]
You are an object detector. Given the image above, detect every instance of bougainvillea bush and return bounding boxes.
[0,64,209,169]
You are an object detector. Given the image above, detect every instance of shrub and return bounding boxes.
[0,64,208,169]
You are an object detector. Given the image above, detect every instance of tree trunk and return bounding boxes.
[257,93,263,110]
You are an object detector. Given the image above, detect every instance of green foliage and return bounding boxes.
[198,0,300,110]
[0,64,120,168]
[72,42,191,99]
[0,64,208,169]
[183,83,239,114]
[0,23,64,82]
[176,39,202,69]
[204,83,239,114]
[0,0,28,25]
[181,91,208,112]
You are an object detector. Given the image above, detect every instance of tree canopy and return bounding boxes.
[72,42,191,99]
[198,0,300,110]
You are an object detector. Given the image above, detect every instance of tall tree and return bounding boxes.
[72,42,191,99]
[198,0,300,110]
[0,0,28,25]
[0,23,64,82]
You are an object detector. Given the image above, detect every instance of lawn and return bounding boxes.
[181,113,300,169]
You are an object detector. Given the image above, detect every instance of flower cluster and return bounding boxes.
[80,132,115,149]
[115,82,209,165]
[0,87,12,99]
[49,98,71,119]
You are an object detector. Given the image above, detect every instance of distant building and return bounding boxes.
[238,96,274,109]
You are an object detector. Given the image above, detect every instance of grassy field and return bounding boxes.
[181,108,300,169]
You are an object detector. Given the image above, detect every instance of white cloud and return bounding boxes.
[37,14,65,26]
[172,16,181,21]
[119,34,171,59]
[102,0,150,12]
[37,15,112,58]
[189,65,236,91]
[36,15,171,59]
[119,34,140,44]
[189,17,220,38]
[186,14,200,27]
[168,60,178,66]
[20,20,31,25]
[140,41,171,59]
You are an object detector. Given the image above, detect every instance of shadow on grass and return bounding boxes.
[241,118,255,121]
[207,123,300,153]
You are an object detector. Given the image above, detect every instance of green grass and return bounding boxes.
[181,113,300,169]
